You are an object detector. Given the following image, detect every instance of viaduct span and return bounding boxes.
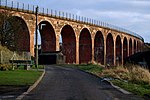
[0,0,144,66]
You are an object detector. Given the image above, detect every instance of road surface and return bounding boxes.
[23,65,143,100]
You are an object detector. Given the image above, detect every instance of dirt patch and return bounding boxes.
[0,86,29,100]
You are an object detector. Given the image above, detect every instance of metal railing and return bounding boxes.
[0,0,144,40]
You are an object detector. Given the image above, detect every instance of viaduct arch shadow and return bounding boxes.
[79,28,92,64]
[39,21,56,53]
[106,33,114,65]
[94,31,104,64]
[60,25,76,63]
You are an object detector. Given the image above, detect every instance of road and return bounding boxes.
[23,65,143,100]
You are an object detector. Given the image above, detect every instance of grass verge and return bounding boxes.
[0,70,43,86]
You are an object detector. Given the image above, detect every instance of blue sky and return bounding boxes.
[9,0,150,43]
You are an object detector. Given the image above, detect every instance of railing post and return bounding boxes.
[5,0,7,8]
[33,5,34,13]
[22,3,24,11]
[11,1,13,9]
[51,9,53,16]
[72,14,74,20]
[62,12,64,18]
[17,2,19,10]
[66,12,68,19]
[59,11,60,18]
[55,10,57,17]
[47,8,48,16]
[28,4,29,12]
[43,8,44,15]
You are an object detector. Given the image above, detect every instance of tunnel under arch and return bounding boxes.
[129,38,132,56]
[123,37,128,63]
[94,31,104,64]
[39,21,56,53]
[79,28,92,64]
[116,35,122,66]
[106,33,114,66]
[60,25,76,63]
[5,16,30,52]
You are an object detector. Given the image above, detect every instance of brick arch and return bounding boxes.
[79,28,92,63]
[8,16,30,52]
[116,35,122,66]
[123,37,128,63]
[38,21,56,52]
[129,38,132,56]
[94,31,104,64]
[106,33,114,66]
[60,24,76,63]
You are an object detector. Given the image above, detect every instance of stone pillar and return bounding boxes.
[132,39,134,55]
[56,34,60,51]
[76,35,79,64]
[29,26,35,57]
[114,39,116,66]
[91,37,95,63]
[121,39,124,66]
[104,37,106,66]
[127,39,130,57]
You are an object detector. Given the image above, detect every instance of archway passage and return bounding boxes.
[129,39,132,56]
[123,37,128,63]
[134,40,136,54]
[79,28,92,64]
[61,25,76,63]
[94,31,104,64]
[116,36,122,66]
[39,21,56,53]
[106,33,114,66]
[4,16,30,52]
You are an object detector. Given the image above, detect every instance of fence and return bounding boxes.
[0,50,31,64]
[0,0,143,40]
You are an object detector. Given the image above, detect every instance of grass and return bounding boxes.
[0,70,43,86]
[111,80,150,97]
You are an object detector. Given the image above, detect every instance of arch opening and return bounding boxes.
[123,37,128,63]
[94,31,104,64]
[106,33,114,66]
[79,28,92,64]
[116,36,122,66]
[3,16,30,52]
[129,39,132,56]
[38,21,56,53]
[60,25,76,63]
[134,40,136,54]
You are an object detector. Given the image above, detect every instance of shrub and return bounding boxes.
[129,65,150,84]
[0,64,12,71]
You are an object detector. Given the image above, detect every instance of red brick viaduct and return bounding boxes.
[0,2,144,66]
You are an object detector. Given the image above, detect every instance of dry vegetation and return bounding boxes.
[100,65,150,85]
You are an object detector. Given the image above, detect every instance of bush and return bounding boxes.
[129,65,150,84]
[0,64,12,71]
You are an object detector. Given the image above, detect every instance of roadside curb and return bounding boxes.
[16,68,45,100]
[105,80,132,94]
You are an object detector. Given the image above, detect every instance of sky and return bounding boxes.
[7,0,150,43]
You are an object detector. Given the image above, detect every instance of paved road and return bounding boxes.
[23,65,143,100]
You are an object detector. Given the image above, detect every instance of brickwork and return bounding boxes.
[0,8,144,66]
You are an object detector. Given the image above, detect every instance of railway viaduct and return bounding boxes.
[0,1,144,66]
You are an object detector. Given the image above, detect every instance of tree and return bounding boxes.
[0,10,22,51]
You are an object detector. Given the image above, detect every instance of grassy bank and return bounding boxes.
[62,64,150,97]
[0,70,43,86]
